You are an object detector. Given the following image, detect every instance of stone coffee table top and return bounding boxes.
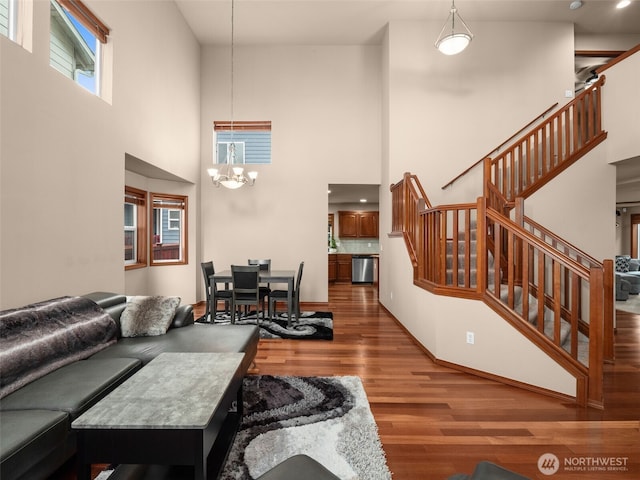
[72,352,244,430]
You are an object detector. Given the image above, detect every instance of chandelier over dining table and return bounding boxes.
[207,0,257,189]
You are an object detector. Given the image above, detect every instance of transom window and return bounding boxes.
[0,0,14,39]
[1,0,32,49]
[49,0,109,95]
[214,121,271,165]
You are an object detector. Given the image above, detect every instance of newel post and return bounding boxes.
[588,265,604,409]
[483,157,492,201]
[476,196,487,294]
[602,259,614,362]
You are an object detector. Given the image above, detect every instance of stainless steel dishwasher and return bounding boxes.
[352,255,374,284]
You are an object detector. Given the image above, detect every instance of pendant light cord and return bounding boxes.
[230,0,235,141]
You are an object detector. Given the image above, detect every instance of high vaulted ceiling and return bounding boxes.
[176,0,640,201]
[175,0,640,46]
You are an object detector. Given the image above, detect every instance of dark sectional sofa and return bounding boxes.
[0,292,259,480]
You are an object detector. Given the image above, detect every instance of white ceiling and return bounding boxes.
[176,0,640,203]
[175,0,640,47]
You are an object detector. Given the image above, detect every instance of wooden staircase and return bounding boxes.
[390,75,614,409]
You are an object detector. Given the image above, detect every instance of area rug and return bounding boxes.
[196,311,333,340]
[220,375,392,480]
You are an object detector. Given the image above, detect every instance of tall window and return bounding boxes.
[1,0,30,47]
[214,121,271,165]
[151,193,188,266]
[124,186,147,269]
[49,0,109,95]
[0,0,13,39]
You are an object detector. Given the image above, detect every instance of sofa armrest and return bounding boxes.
[170,304,194,329]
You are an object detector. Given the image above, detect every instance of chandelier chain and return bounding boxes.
[230,0,235,140]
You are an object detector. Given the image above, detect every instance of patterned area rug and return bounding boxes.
[220,375,391,480]
[94,376,390,480]
[196,311,333,340]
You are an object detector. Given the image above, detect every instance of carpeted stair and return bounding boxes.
[445,223,589,366]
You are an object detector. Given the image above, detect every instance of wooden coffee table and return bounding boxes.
[72,352,245,480]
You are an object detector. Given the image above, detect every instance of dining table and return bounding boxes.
[211,269,296,325]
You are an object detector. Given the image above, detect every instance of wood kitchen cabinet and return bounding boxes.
[328,254,337,282]
[336,254,352,283]
[358,212,378,237]
[338,211,379,238]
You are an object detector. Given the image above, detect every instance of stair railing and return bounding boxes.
[482,200,606,408]
[390,172,432,268]
[417,202,482,299]
[389,71,612,407]
[514,200,614,363]
[486,75,607,203]
[442,103,559,191]
[390,172,608,407]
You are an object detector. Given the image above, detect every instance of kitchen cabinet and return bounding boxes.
[336,254,352,283]
[358,212,378,237]
[338,211,379,238]
[328,254,337,282]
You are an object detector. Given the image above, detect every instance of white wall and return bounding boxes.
[199,45,382,303]
[601,51,640,166]
[606,50,640,257]
[380,20,583,397]
[0,0,200,308]
[387,21,576,207]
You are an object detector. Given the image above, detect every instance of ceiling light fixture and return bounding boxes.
[435,0,474,55]
[569,1,583,10]
[616,0,631,9]
[208,0,257,189]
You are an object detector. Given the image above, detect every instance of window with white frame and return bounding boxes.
[124,186,147,269]
[49,0,109,96]
[213,121,271,165]
[167,209,181,230]
[1,0,30,46]
[0,0,12,38]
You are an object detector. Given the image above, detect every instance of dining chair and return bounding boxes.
[269,261,304,327]
[231,265,262,324]
[248,259,271,318]
[201,261,231,321]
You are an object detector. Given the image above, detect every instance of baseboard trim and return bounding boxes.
[378,302,578,405]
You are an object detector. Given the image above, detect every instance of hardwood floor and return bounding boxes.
[53,283,639,479]
[246,283,640,480]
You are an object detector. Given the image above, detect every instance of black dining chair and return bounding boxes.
[248,259,271,319]
[269,261,304,327]
[231,265,262,324]
[201,261,231,321]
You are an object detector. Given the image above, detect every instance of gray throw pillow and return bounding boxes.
[120,296,181,337]
[615,255,630,273]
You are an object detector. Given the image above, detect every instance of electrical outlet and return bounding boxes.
[466,331,475,344]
